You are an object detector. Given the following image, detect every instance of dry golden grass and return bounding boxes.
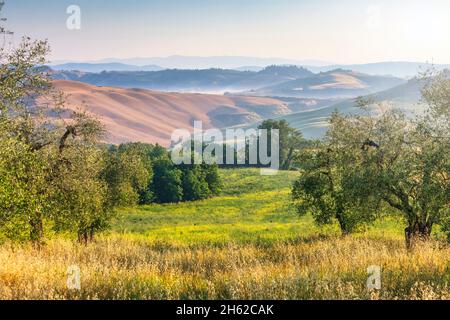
[0,236,448,300]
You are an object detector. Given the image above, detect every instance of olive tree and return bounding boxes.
[102,144,152,207]
[50,141,109,244]
[258,120,304,170]
[0,37,109,244]
[292,125,379,235]
[293,71,449,246]
[352,72,449,247]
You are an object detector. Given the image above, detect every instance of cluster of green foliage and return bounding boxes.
[0,38,221,245]
[103,143,157,207]
[0,38,109,244]
[151,158,221,203]
[210,120,306,170]
[103,142,222,205]
[258,119,306,170]
[292,71,450,246]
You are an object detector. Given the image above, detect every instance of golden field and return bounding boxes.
[0,169,448,300]
[0,236,448,300]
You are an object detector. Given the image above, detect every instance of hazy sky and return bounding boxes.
[3,0,450,64]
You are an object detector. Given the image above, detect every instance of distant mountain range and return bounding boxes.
[51,56,332,70]
[50,57,450,78]
[51,63,164,73]
[260,78,428,139]
[307,62,450,78]
[241,69,406,99]
[48,66,405,99]
[49,65,315,94]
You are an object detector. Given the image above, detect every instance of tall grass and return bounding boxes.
[1,169,448,300]
[0,236,448,300]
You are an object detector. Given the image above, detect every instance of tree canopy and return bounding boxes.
[292,71,450,246]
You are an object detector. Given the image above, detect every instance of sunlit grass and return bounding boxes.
[112,169,336,245]
[0,237,448,300]
[0,168,448,300]
[112,168,409,245]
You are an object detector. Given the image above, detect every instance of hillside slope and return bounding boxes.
[243,69,406,99]
[52,80,294,145]
[277,78,427,138]
[235,78,427,139]
[50,66,313,93]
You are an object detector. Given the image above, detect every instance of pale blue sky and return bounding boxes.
[2,0,450,64]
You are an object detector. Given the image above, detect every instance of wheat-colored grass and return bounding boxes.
[0,236,448,300]
[1,169,447,300]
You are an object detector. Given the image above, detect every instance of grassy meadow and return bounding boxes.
[0,168,448,300]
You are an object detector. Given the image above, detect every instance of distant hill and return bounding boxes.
[233,77,427,139]
[49,66,404,99]
[234,66,264,72]
[307,62,450,78]
[233,65,314,89]
[46,76,425,145]
[51,80,298,145]
[51,57,450,78]
[71,56,333,69]
[273,78,427,138]
[242,69,406,99]
[49,65,315,93]
[51,63,164,73]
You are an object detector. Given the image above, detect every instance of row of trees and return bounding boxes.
[0,38,221,245]
[205,120,307,170]
[104,144,222,204]
[292,71,450,247]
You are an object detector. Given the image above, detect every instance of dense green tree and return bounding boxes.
[293,71,449,246]
[181,165,211,201]
[50,143,109,244]
[151,158,183,203]
[148,143,169,160]
[0,37,109,244]
[292,137,378,235]
[258,120,304,170]
[0,38,57,244]
[202,163,222,196]
[117,143,169,204]
[103,144,152,207]
[0,136,50,241]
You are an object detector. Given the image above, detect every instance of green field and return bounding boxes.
[112,168,408,245]
[1,168,448,300]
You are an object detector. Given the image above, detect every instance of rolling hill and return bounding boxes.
[51,63,164,73]
[307,62,450,78]
[52,80,303,145]
[50,66,404,100]
[242,69,406,99]
[272,78,427,138]
[48,70,431,145]
[51,57,450,78]
[50,65,314,93]
[233,77,427,139]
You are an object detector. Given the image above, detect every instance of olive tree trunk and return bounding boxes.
[405,220,433,249]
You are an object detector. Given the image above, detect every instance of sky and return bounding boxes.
[2,0,450,64]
